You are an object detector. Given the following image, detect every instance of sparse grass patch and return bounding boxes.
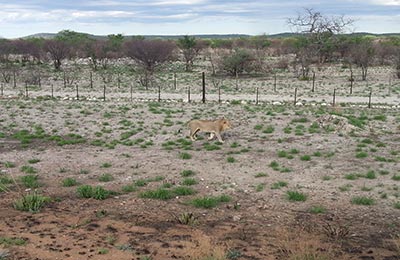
[62,177,78,187]
[99,173,114,182]
[271,181,288,189]
[4,161,15,168]
[351,196,375,206]
[179,152,192,160]
[182,178,198,186]
[140,188,174,200]
[299,155,311,161]
[339,184,353,192]
[392,175,400,181]
[189,195,231,208]
[20,174,40,188]
[173,186,196,196]
[100,162,112,168]
[227,156,236,163]
[13,192,50,212]
[254,172,268,178]
[121,184,137,193]
[309,205,326,214]
[28,158,40,164]
[355,151,368,158]
[180,170,195,177]
[286,190,307,202]
[255,183,266,192]
[20,165,38,174]
[0,237,27,247]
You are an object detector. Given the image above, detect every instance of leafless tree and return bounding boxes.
[347,37,375,81]
[287,8,354,77]
[44,40,70,70]
[124,39,176,89]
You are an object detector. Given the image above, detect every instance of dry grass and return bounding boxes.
[184,233,227,260]
[276,228,342,260]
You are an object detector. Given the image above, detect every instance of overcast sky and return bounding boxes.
[0,0,399,38]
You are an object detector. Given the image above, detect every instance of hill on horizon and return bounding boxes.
[2,31,399,40]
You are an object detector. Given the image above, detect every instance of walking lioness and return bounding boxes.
[188,118,232,143]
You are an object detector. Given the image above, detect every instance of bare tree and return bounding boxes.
[44,40,70,70]
[288,8,354,77]
[124,39,176,89]
[347,37,375,81]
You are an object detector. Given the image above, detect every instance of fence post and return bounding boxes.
[1,83,3,96]
[235,71,239,91]
[368,90,372,108]
[188,86,191,103]
[90,71,93,88]
[312,71,315,92]
[350,70,353,94]
[25,81,28,98]
[202,72,206,103]
[218,85,221,103]
[130,83,133,102]
[332,88,336,107]
[158,85,161,102]
[63,71,66,88]
[103,84,106,101]
[256,87,259,105]
[76,83,79,100]
[51,84,54,98]
[174,73,177,90]
[294,87,297,105]
[13,70,16,89]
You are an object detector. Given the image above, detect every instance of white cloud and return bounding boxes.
[347,0,400,5]
[370,0,400,5]
[150,0,207,6]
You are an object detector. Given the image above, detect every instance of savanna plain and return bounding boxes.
[1,91,400,260]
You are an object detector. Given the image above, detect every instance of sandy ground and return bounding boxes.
[0,96,400,259]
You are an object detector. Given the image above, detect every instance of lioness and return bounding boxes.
[188,118,232,143]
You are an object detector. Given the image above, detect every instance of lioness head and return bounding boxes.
[221,119,232,131]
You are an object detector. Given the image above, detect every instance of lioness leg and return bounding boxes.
[215,132,224,143]
[208,132,215,140]
[190,128,200,141]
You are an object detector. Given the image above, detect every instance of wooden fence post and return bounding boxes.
[368,90,372,108]
[218,85,221,103]
[294,87,297,105]
[350,70,353,94]
[188,86,191,103]
[130,83,133,102]
[312,71,315,92]
[76,83,79,100]
[158,85,161,102]
[63,71,66,88]
[174,73,177,90]
[103,85,106,101]
[202,72,206,103]
[13,70,16,89]
[90,72,93,88]
[332,88,336,107]
[25,81,28,98]
[256,87,259,105]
